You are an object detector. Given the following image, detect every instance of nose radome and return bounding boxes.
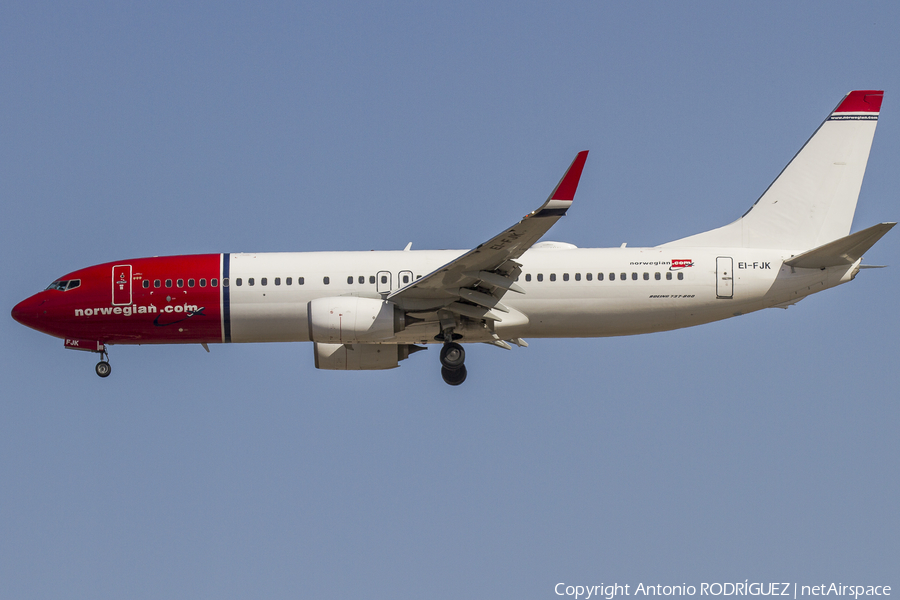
[11,296,40,327]
[11,299,27,324]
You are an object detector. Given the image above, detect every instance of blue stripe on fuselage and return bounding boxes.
[223,253,232,343]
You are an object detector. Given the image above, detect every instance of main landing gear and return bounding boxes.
[439,340,466,386]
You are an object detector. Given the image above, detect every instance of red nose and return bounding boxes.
[11,295,43,329]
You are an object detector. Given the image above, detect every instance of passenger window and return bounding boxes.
[261,278,267,286]
[563,273,569,281]
[286,277,292,285]
[643,273,649,280]
[575,273,581,281]
[655,273,661,280]
[188,279,195,287]
[236,278,242,286]
[632,273,638,280]
[211,279,218,287]
[403,274,409,284]
[537,274,544,282]
[677,272,684,280]
[165,279,173,288]
[369,276,375,284]
[347,276,353,284]
[299,277,305,285]
[324,277,330,285]
[586,273,592,281]
[525,274,532,282]
[275,277,281,286]
[154,280,161,288]
[380,275,387,284]
[620,273,626,280]
[550,274,556,282]
[177,279,184,287]
[248,278,255,286]
[142,280,150,289]
[222,278,228,287]
[359,276,365,284]
[200,278,207,287]
[666,272,672,280]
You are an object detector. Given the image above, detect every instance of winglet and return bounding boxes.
[530,151,588,217]
[551,150,589,201]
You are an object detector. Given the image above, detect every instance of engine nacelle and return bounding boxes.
[307,297,406,344]
[314,342,418,370]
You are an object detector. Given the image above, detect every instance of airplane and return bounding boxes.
[11,90,894,385]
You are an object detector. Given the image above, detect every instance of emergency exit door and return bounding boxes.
[112,265,132,305]
[716,257,733,299]
[398,270,414,290]
[376,270,392,294]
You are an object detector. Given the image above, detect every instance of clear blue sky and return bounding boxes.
[2,2,898,598]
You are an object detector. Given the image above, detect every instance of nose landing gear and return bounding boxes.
[439,341,466,386]
[95,360,111,378]
[63,339,112,378]
[95,348,111,378]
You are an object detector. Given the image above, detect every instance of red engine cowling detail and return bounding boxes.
[307,297,406,344]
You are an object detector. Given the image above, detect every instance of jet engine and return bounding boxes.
[307,297,407,344]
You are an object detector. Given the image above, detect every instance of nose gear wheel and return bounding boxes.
[94,348,111,378]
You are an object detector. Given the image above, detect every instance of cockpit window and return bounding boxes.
[45,279,81,291]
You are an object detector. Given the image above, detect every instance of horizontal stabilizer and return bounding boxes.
[784,222,895,268]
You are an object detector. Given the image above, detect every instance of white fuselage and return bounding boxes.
[226,246,855,345]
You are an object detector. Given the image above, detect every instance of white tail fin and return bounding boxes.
[664,90,883,250]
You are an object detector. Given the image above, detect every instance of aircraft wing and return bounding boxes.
[387,151,588,320]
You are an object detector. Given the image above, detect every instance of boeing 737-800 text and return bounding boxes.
[12,90,893,385]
